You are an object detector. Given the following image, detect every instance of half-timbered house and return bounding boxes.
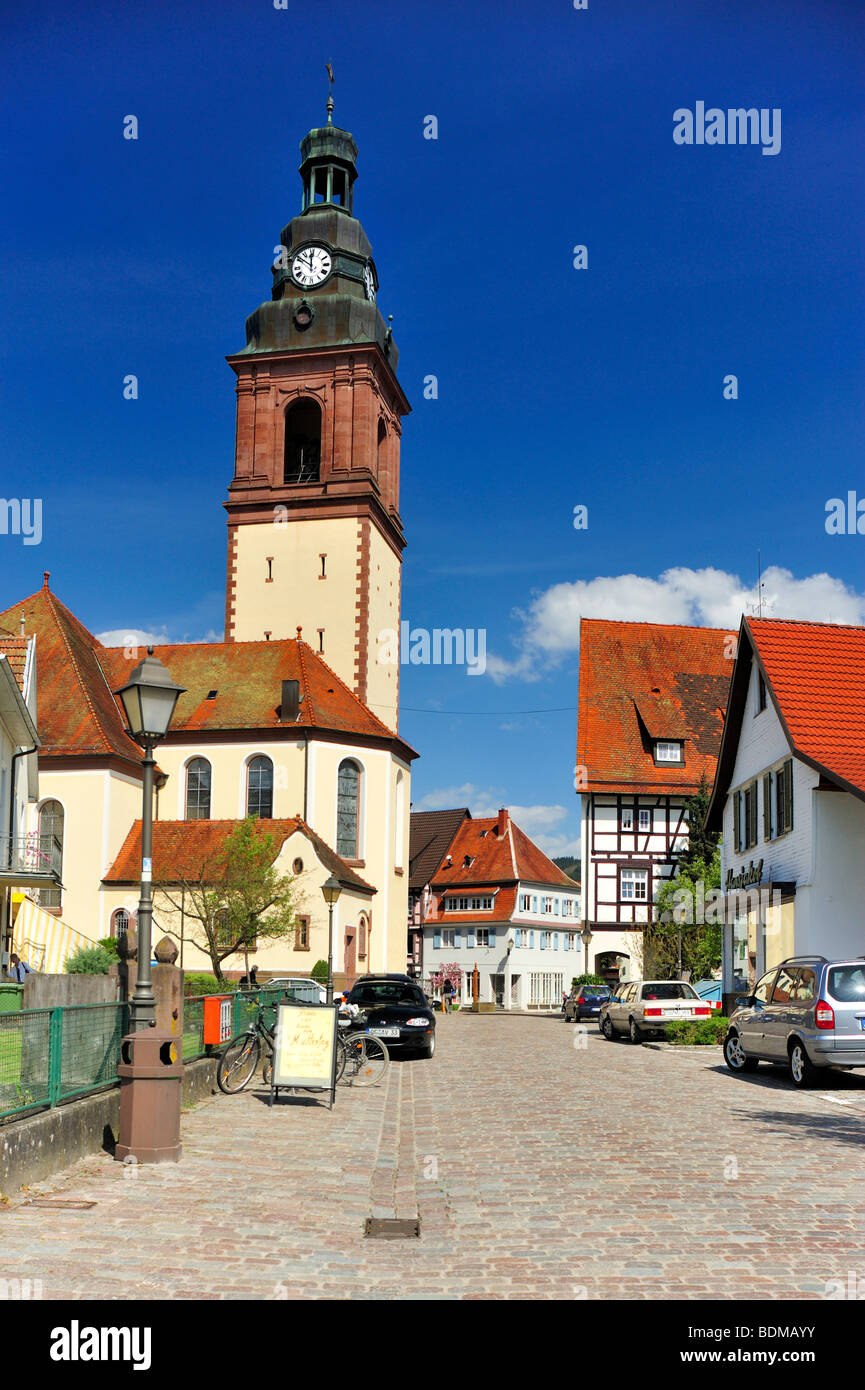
[576,619,734,980]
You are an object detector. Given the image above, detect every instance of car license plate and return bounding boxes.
[369,1027,400,1038]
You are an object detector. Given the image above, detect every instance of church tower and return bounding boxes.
[224,93,409,733]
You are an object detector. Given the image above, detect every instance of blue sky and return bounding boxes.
[1,0,862,856]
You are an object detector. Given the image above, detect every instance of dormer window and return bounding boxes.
[654,741,684,764]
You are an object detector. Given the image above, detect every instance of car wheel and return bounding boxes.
[789,1039,818,1089]
[601,1014,615,1040]
[417,1032,436,1060]
[628,1017,642,1045]
[723,1030,758,1074]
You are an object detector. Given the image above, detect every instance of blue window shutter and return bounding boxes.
[454,929,462,948]
[530,930,535,948]
[467,930,475,948]
[433,930,441,949]
[488,927,495,942]
[540,934,545,950]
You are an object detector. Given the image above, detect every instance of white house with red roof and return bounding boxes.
[577,619,734,981]
[423,809,580,1010]
[706,617,865,1009]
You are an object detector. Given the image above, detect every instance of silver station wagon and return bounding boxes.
[724,955,865,1088]
[599,979,712,1044]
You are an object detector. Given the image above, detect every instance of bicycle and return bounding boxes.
[216,1000,390,1094]
[337,1010,390,1088]
[216,1001,275,1094]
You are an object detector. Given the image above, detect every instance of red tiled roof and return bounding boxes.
[103,817,375,892]
[0,583,417,762]
[577,619,735,793]
[99,638,415,753]
[429,813,576,891]
[408,808,471,889]
[0,585,142,764]
[749,617,865,796]
[0,634,29,693]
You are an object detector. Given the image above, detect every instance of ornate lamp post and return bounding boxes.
[320,874,342,1004]
[505,932,515,1011]
[114,650,185,1032]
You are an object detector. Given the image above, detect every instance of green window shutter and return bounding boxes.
[784,758,794,831]
[763,773,772,840]
[733,791,741,853]
[750,781,760,847]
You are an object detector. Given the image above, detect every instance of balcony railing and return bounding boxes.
[0,833,62,885]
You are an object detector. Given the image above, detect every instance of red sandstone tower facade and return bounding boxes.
[224,99,409,732]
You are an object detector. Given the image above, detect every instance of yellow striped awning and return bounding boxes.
[10,895,99,974]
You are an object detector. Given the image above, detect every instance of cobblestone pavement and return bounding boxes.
[2,1013,865,1300]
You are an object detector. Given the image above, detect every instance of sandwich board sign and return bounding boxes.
[269,1000,338,1108]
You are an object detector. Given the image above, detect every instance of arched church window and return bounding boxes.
[336,759,360,859]
[246,756,273,819]
[377,418,387,478]
[186,758,211,819]
[284,399,322,484]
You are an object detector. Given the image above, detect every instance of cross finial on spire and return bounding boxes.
[326,61,334,124]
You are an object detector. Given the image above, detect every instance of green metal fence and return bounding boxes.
[0,1001,129,1121]
[1,987,308,1121]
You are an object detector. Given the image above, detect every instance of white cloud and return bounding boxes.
[96,628,170,650]
[487,565,865,683]
[96,626,222,649]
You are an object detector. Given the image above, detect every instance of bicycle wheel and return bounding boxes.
[335,1036,347,1083]
[217,1034,262,1094]
[347,1034,390,1088]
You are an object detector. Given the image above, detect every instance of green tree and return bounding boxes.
[677,772,719,871]
[155,819,299,980]
[310,959,329,984]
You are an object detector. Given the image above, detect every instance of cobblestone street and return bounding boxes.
[3,1012,865,1300]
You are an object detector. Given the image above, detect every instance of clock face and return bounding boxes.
[363,264,376,303]
[291,245,332,288]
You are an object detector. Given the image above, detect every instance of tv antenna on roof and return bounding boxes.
[746,550,771,618]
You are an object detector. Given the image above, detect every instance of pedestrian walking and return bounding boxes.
[442,977,454,1013]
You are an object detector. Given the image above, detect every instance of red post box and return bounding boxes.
[203,995,233,1045]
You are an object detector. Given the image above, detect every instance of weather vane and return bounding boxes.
[326,61,334,123]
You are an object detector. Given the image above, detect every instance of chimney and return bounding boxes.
[280,679,303,722]
[497,807,509,837]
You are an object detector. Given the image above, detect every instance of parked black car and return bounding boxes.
[345,975,436,1058]
[564,984,612,1022]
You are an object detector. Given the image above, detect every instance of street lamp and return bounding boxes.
[115,650,185,1032]
[504,932,515,1012]
[580,924,593,979]
[320,874,342,1005]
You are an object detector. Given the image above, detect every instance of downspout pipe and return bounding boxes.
[8,742,38,867]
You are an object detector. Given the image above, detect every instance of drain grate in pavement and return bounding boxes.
[364,1216,420,1239]
[28,1198,97,1210]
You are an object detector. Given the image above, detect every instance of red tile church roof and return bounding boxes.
[104,817,375,893]
[0,580,416,763]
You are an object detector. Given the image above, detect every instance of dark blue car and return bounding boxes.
[564,985,612,1022]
